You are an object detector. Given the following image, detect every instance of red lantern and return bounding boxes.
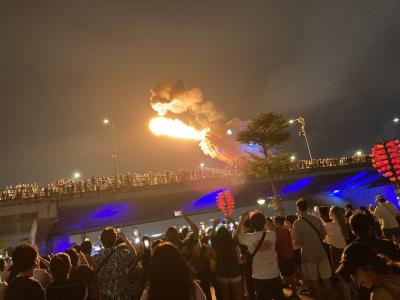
[371,139,400,185]
[216,190,235,217]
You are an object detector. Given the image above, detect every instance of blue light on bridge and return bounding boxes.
[281,177,314,196]
[326,170,371,194]
[90,203,129,220]
[185,189,224,212]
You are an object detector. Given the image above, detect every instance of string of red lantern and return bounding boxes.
[371,139,400,183]
[216,190,235,217]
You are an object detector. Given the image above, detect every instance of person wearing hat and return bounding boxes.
[337,242,400,300]
[373,195,400,243]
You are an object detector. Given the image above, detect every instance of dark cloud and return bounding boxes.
[0,1,399,184]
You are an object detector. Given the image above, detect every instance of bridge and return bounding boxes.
[1,157,398,254]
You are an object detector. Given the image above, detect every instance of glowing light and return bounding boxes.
[394,117,399,124]
[290,155,296,161]
[333,189,341,194]
[257,198,266,205]
[103,119,110,125]
[73,172,81,179]
[200,163,205,168]
[149,117,207,140]
[226,129,233,135]
[289,119,295,124]
[355,150,363,157]
[281,177,314,196]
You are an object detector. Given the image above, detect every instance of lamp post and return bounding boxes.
[289,116,313,161]
[103,118,118,178]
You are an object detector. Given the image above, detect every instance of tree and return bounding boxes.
[237,112,290,215]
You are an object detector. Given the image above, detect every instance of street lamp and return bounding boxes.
[290,155,296,162]
[103,118,118,177]
[289,116,313,161]
[355,150,363,157]
[394,117,399,124]
[73,172,81,180]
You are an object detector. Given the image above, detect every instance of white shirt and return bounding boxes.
[324,221,347,249]
[374,202,399,229]
[238,230,279,280]
[33,268,52,289]
[140,281,206,300]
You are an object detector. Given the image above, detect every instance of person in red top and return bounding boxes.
[274,216,298,298]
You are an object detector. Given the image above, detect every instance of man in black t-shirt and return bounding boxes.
[4,244,45,300]
[46,253,87,300]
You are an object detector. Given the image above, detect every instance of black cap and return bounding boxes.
[336,242,380,275]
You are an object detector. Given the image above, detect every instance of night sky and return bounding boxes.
[1,1,399,185]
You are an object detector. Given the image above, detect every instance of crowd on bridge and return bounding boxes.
[1,194,399,300]
[0,156,370,202]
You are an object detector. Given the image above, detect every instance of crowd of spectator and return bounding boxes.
[0,194,399,300]
[289,155,370,171]
[0,156,371,202]
[0,169,230,202]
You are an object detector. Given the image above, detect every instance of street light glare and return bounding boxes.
[257,198,266,205]
[355,150,363,157]
[200,163,205,168]
[394,117,399,124]
[289,119,295,124]
[73,172,81,179]
[103,119,110,125]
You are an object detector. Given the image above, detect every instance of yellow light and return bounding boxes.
[289,119,295,124]
[257,198,266,205]
[149,117,206,140]
[290,155,296,161]
[103,119,110,125]
[226,129,233,135]
[355,150,363,157]
[200,163,205,168]
[73,172,81,179]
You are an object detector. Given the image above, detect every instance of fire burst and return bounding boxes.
[148,80,259,163]
[149,117,207,141]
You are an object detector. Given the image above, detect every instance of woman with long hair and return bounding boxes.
[324,206,349,270]
[140,242,206,300]
[211,223,243,300]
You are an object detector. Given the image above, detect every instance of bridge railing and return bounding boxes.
[0,155,371,202]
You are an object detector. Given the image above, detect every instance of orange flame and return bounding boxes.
[149,117,207,141]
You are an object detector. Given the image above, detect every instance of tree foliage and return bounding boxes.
[236,112,290,215]
[236,112,289,156]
